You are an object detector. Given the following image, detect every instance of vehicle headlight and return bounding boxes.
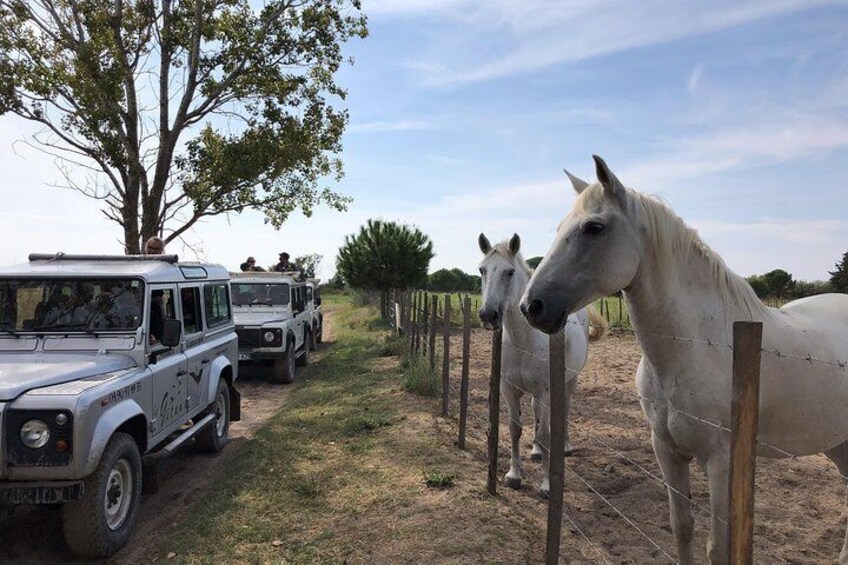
[263,330,276,343]
[20,419,51,449]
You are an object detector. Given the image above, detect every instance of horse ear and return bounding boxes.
[593,155,626,204]
[478,233,492,254]
[564,169,589,194]
[509,233,521,255]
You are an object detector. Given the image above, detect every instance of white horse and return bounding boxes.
[477,233,605,497]
[521,156,848,564]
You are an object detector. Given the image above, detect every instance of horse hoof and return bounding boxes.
[530,452,543,462]
[505,477,522,490]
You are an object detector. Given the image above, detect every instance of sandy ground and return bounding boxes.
[0,316,335,564]
[446,328,847,564]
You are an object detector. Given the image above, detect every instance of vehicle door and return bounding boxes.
[178,285,207,414]
[147,285,189,443]
[304,286,315,331]
[291,286,307,350]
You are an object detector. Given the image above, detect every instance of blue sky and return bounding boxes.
[2,0,847,281]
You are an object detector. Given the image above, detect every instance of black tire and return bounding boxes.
[62,432,142,558]
[271,340,296,384]
[195,378,230,453]
[297,331,311,366]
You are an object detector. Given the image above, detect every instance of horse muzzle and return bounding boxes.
[519,294,570,334]
[478,308,501,331]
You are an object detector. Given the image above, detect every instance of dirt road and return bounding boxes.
[0,314,334,564]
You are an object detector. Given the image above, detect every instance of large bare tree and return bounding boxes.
[0,0,366,252]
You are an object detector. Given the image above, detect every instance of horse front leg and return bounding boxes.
[502,383,524,489]
[652,432,695,565]
[705,449,730,565]
[530,396,544,461]
[824,441,848,564]
[563,376,577,456]
[538,390,552,498]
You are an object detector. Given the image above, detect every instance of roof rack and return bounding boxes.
[28,253,179,264]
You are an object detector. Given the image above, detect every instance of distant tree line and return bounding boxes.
[427,269,481,293]
[746,250,848,300]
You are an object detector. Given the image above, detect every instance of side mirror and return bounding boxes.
[160,319,182,348]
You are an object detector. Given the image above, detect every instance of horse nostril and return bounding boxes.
[527,299,544,318]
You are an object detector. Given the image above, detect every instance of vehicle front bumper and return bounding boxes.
[0,481,84,506]
[237,350,286,361]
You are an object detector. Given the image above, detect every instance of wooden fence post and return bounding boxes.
[422,294,429,357]
[487,325,503,495]
[429,299,437,371]
[458,296,471,449]
[441,294,451,417]
[411,292,419,353]
[729,321,763,565]
[545,330,567,565]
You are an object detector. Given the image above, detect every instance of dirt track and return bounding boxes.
[451,328,847,564]
[0,315,334,564]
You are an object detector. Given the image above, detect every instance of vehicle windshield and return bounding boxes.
[231,283,290,306]
[0,278,145,333]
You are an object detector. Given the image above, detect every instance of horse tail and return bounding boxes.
[587,304,607,342]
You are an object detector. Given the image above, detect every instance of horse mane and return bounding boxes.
[578,184,767,318]
[488,241,533,278]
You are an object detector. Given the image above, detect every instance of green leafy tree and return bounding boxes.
[0,0,367,253]
[428,268,481,292]
[526,256,543,269]
[747,269,795,299]
[293,254,322,280]
[831,251,848,293]
[336,220,434,291]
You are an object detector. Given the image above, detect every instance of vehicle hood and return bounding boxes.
[234,312,292,326]
[0,354,137,401]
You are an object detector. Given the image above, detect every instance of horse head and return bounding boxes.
[477,232,527,330]
[521,156,643,333]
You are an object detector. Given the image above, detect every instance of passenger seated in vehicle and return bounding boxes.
[149,290,166,344]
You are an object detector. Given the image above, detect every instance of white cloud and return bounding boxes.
[688,64,705,93]
[395,0,840,86]
[347,119,434,133]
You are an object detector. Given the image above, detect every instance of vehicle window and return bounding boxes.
[149,288,176,346]
[204,283,231,328]
[305,286,313,304]
[0,278,144,332]
[181,287,202,335]
[231,283,290,306]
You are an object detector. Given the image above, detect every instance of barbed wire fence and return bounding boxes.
[380,289,848,565]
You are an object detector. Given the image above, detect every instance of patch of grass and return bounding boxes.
[423,470,456,488]
[379,334,406,357]
[345,413,392,434]
[400,353,441,397]
[294,476,321,498]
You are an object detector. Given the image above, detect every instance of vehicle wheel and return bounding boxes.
[62,432,142,558]
[272,340,296,384]
[297,331,311,366]
[195,378,230,453]
[310,324,318,351]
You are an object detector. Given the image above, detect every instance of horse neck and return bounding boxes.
[624,236,764,363]
[502,267,537,348]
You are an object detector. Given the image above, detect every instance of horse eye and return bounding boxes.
[480,268,486,275]
[584,221,605,235]
[505,269,515,277]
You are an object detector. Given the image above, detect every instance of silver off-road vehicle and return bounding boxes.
[0,254,240,557]
[231,272,316,383]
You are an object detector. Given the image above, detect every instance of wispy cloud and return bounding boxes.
[687,64,705,93]
[391,0,840,86]
[347,119,434,133]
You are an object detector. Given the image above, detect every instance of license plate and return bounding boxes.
[238,353,252,361]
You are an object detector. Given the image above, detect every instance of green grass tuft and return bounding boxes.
[400,354,441,397]
[423,470,456,488]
